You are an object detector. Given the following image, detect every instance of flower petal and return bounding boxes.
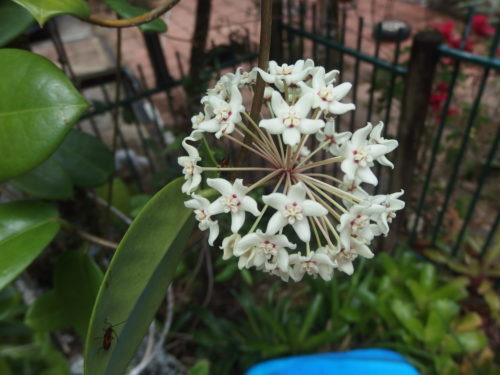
[262,193,288,209]
[241,196,260,216]
[333,82,352,100]
[299,119,325,134]
[266,212,288,234]
[288,182,306,203]
[259,118,284,134]
[328,101,356,115]
[292,219,311,242]
[231,210,246,233]
[282,127,301,146]
[302,200,328,216]
[207,178,233,196]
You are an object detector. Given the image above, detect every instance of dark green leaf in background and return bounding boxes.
[11,157,74,200]
[11,0,90,25]
[0,49,88,181]
[53,130,114,188]
[0,0,34,47]
[0,201,60,290]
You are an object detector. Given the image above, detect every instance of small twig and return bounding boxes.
[86,0,180,28]
[87,192,132,225]
[59,219,118,250]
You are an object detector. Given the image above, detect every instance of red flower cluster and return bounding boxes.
[471,14,495,38]
[429,82,458,120]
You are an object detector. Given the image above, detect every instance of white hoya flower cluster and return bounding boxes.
[178,60,404,282]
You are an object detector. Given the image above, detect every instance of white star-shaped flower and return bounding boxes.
[178,140,202,194]
[220,233,240,260]
[184,194,220,245]
[369,121,399,168]
[316,119,352,156]
[337,204,384,250]
[340,123,393,185]
[299,67,355,116]
[332,238,374,275]
[207,178,260,233]
[234,230,296,271]
[257,59,315,90]
[289,248,336,281]
[198,84,244,138]
[263,182,327,242]
[369,190,405,234]
[259,91,324,146]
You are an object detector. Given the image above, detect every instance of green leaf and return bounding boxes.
[0,0,34,47]
[442,331,488,354]
[0,201,60,290]
[0,49,88,181]
[104,0,167,32]
[453,312,483,332]
[187,359,210,375]
[54,251,103,339]
[26,291,70,332]
[390,299,423,340]
[96,179,131,216]
[130,194,151,218]
[298,294,322,341]
[11,157,73,200]
[11,0,90,25]
[423,310,446,346]
[84,178,201,375]
[53,130,114,188]
[430,300,460,322]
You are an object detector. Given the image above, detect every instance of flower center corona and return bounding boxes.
[318,86,335,102]
[222,194,241,213]
[284,202,304,224]
[352,148,372,166]
[283,109,301,128]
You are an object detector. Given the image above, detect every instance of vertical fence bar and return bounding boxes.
[366,25,381,123]
[271,0,284,62]
[350,16,363,132]
[390,31,442,247]
[432,23,500,246]
[312,3,318,61]
[336,9,347,130]
[452,125,499,255]
[409,7,475,246]
[481,212,499,257]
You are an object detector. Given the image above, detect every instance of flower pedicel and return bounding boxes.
[179,59,405,282]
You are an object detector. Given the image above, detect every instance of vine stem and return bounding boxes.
[85,0,181,28]
[295,156,344,172]
[236,0,272,166]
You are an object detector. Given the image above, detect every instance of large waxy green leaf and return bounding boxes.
[85,178,203,375]
[11,157,74,200]
[0,0,35,47]
[0,49,88,181]
[53,130,114,188]
[11,0,90,26]
[104,0,167,32]
[0,201,60,290]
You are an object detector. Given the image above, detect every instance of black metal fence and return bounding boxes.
[277,1,499,258]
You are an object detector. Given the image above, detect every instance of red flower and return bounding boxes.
[431,21,455,43]
[437,82,449,93]
[429,92,447,112]
[472,14,495,38]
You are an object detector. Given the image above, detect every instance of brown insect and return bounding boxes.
[98,319,126,351]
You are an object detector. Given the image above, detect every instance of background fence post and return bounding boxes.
[270,0,283,62]
[389,31,442,248]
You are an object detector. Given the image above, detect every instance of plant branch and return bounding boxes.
[236,0,273,165]
[85,0,181,28]
[59,220,118,250]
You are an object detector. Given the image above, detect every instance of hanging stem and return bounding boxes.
[236,0,273,165]
[86,0,180,28]
[295,156,344,172]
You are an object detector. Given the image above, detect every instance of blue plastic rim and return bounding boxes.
[245,349,420,375]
